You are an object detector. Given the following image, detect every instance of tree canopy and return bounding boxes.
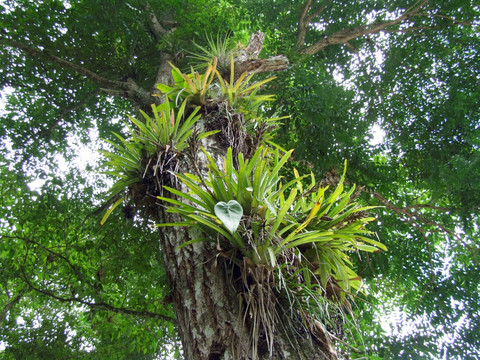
[1,0,479,359]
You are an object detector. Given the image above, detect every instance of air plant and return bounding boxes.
[99,100,204,223]
[159,146,385,357]
[100,44,386,357]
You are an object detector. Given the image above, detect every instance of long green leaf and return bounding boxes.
[281,231,334,249]
[188,214,234,242]
[100,198,124,225]
[161,185,209,210]
[155,222,195,228]
[269,188,297,241]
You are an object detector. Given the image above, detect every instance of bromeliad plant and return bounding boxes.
[156,55,276,118]
[100,99,205,222]
[156,59,217,106]
[159,146,385,289]
[158,145,386,355]
[100,40,385,356]
[214,53,276,114]
[187,32,234,73]
[156,57,281,165]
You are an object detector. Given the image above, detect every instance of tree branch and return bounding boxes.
[147,9,168,39]
[404,203,457,212]
[230,32,289,80]
[153,52,175,94]
[57,90,100,123]
[369,191,480,267]
[21,270,176,323]
[7,234,177,324]
[296,0,332,48]
[0,34,154,106]
[143,3,178,95]
[381,24,458,34]
[416,13,473,26]
[0,289,27,327]
[299,0,429,55]
[4,234,102,296]
[234,55,290,79]
[144,3,177,40]
[34,90,101,141]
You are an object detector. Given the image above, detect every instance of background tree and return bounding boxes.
[1,0,479,359]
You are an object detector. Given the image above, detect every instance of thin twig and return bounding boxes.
[0,290,27,327]
[369,192,479,267]
[21,270,176,323]
[6,234,177,324]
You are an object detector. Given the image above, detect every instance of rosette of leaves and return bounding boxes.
[210,54,284,156]
[214,53,276,115]
[157,58,281,162]
[187,32,234,73]
[156,59,217,106]
[99,100,202,223]
[158,146,386,355]
[156,56,277,122]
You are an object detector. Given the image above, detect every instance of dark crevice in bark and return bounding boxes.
[202,101,253,163]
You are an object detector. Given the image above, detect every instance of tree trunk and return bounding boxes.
[158,225,334,360]
[141,30,337,358]
[154,133,336,360]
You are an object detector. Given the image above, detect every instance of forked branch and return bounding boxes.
[296,0,332,48]
[297,0,430,55]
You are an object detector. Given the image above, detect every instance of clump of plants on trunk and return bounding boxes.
[100,54,386,358]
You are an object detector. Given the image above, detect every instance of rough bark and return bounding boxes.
[157,215,251,360]
[232,56,289,81]
[154,132,336,359]
[229,31,289,80]
[157,231,336,359]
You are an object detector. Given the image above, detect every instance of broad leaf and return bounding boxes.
[214,200,243,234]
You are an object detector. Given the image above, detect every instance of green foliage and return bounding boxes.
[100,99,201,200]
[1,0,479,358]
[157,55,276,117]
[188,32,235,72]
[159,145,385,354]
[214,54,276,112]
[0,157,175,359]
[157,60,217,106]
[161,147,384,290]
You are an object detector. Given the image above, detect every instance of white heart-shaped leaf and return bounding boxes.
[214,200,243,234]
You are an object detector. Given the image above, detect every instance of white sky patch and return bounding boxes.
[16,316,25,326]
[369,123,386,145]
[26,122,106,193]
[1,86,109,197]
[0,86,13,112]
[379,306,469,360]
